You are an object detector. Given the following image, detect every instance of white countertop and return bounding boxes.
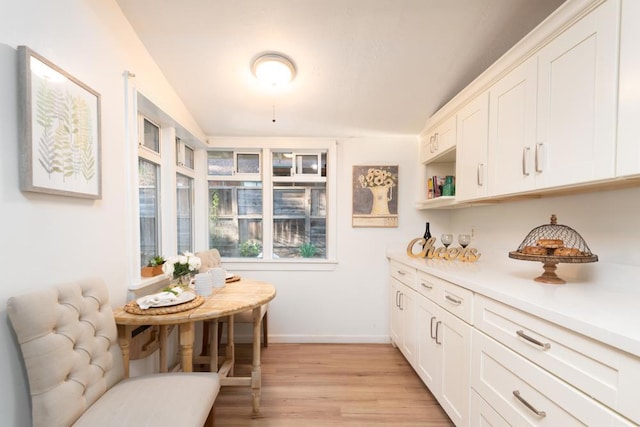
[387,250,640,358]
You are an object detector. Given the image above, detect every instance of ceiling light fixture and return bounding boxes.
[251,52,296,87]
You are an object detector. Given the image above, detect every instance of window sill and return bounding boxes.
[221,258,338,272]
[128,273,171,291]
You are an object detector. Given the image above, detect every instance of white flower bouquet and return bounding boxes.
[163,251,202,280]
[358,167,397,188]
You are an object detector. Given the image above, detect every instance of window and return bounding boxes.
[176,137,195,169]
[138,158,160,268]
[176,173,194,253]
[141,117,160,153]
[207,141,335,262]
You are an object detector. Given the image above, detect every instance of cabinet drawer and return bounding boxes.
[474,295,640,423]
[440,277,474,324]
[416,270,442,302]
[390,260,416,290]
[472,330,633,426]
[470,390,509,427]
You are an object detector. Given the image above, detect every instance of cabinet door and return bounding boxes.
[536,0,619,188]
[399,287,417,365]
[439,308,472,427]
[488,56,538,196]
[416,295,440,392]
[456,92,489,201]
[423,115,457,164]
[617,0,640,177]
[389,278,402,347]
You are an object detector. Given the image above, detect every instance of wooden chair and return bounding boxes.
[7,278,220,427]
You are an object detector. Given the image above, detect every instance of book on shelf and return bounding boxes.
[427,176,454,199]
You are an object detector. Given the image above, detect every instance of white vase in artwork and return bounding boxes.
[368,185,392,215]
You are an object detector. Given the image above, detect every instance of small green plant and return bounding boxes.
[299,242,317,258]
[239,239,262,257]
[147,255,166,267]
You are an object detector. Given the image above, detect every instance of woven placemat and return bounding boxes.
[124,295,205,315]
[226,275,241,283]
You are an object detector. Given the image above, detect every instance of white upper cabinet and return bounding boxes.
[488,56,538,195]
[420,115,457,164]
[456,92,489,201]
[535,0,619,188]
[617,0,640,177]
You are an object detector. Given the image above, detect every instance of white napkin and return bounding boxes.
[136,287,183,309]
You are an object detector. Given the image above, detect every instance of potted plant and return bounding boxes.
[239,239,262,257]
[141,255,166,277]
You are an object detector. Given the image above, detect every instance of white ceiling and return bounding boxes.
[116,0,566,138]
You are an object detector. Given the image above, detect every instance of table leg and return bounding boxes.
[251,307,262,415]
[210,319,219,372]
[179,322,195,372]
[159,325,169,373]
[226,315,235,377]
[117,324,134,378]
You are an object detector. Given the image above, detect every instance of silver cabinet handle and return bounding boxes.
[421,281,433,290]
[435,321,442,344]
[399,293,404,311]
[477,163,484,186]
[535,143,544,173]
[516,330,551,350]
[395,290,400,308]
[429,135,435,153]
[433,132,439,151]
[522,146,531,176]
[513,390,546,418]
[445,295,462,305]
[430,316,437,339]
[397,270,406,276]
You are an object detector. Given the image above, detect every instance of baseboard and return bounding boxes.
[231,333,391,344]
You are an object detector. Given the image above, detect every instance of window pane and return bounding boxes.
[295,154,319,175]
[184,145,195,169]
[142,118,160,152]
[273,182,326,259]
[209,181,263,257]
[272,152,292,176]
[139,158,160,267]
[208,151,233,175]
[176,173,193,254]
[237,153,260,174]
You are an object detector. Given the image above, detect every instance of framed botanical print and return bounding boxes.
[18,46,102,199]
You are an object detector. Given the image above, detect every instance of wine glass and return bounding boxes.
[441,234,453,248]
[458,234,471,248]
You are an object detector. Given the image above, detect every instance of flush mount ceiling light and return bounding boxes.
[251,52,296,87]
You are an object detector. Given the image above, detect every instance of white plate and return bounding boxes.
[149,291,196,308]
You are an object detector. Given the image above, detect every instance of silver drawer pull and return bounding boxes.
[430,316,437,339]
[445,295,462,305]
[397,270,406,276]
[421,281,433,290]
[435,321,442,344]
[516,330,551,350]
[513,390,546,418]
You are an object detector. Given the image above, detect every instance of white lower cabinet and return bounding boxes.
[412,270,473,426]
[390,277,417,365]
[471,330,634,426]
[470,390,510,427]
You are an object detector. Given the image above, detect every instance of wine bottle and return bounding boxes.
[422,222,432,249]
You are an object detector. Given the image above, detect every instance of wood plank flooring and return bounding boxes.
[212,343,454,426]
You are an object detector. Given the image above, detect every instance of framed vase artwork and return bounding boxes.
[17,46,102,199]
[352,165,398,227]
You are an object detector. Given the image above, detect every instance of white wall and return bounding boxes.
[0,1,206,425]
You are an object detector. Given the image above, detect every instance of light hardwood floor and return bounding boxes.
[212,343,454,426]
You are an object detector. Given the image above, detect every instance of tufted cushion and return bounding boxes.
[7,278,220,427]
